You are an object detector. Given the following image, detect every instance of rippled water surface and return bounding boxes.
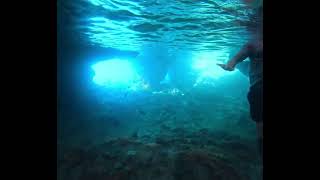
[58,0,258,52]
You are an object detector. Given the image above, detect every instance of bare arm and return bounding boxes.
[218,43,250,71]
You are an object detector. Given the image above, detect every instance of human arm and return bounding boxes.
[217,43,250,71]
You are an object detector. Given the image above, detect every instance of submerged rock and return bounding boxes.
[59,129,261,180]
[127,150,137,156]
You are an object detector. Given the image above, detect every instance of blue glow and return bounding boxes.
[160,73,171,84]
[192,52,237,84]
[193,59,227,79]
[91,59,140,87]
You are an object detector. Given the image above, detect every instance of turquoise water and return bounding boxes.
[58,1,262,180]
[58,0,256,51]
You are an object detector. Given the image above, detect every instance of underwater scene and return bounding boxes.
[58,0,263,180]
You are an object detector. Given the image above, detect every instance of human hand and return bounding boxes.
[217,63,235,71]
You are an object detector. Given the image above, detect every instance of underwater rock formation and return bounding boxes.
[58,128,261,180]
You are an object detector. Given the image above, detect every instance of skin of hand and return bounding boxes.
[217,61,236,71]
[217,43,251,71]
